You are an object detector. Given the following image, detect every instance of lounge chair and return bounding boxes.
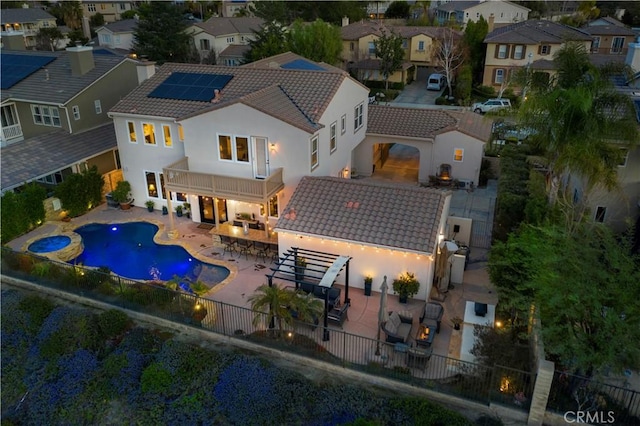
[381,311,412,344]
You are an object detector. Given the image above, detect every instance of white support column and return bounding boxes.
[166,189,177,239]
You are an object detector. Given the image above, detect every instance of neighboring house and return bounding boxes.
[435,0,529,28]
[0,43,153,193]
[358,105,492,186]
[95,18,136,51]
[341,20,461,84]
[80,1,135,24]
[220,0,254,18]
[186,17,264,63]
[0,7,57,49]
[482,19,592,90]
[218,44,250,66]
[275,176,451,301]
[582,17,636,56]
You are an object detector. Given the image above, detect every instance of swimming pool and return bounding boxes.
[70,222,230,283]
[28,235,72,253]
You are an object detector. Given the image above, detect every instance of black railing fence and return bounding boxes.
[548,370,640,424]
[2,247,532,409]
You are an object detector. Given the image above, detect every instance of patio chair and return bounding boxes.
[419,302,444,333]
[219,235,237,257]
[269,243,279,263]
[254,241,269,263]
[236,238,253,260]
[407,347,432,370]
[381,311,412,344]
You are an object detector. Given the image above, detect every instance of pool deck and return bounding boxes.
[6,203,498,367]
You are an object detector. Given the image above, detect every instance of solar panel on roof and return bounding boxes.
[148,72,233,102]
[281,59,326,71]
[0,54,57,90]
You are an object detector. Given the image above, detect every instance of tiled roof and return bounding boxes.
[193,17,264,36]
[219,44,250,58]
[275,176,450,253]
[447,110,493,142]
[341,20,386,40]
[531,58,556,70]
[97,18,137,34]
[485,20,592,44]
[241,51,342,72]
[436,1,480,12]
[353,58,413,70]
[110,61,348,128]
[1,124,116,191]
[341,20,457,41]
[367,105,457,139]
[589,54,625,67]
[0,49,129,104]
[581,24,635,36]
[0,8,55,23]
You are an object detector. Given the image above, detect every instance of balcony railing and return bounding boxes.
[2,124,23,142]
[163,157,284,203]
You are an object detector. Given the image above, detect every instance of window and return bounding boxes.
[226,37,235,43]
[612,37,624,54]
[539,44,551,55]
[145,171,159,197]
[94,100,102,114]
[241,36,245,42]
[100,4,107,10]
[218,134,232,160]
[512,45,524,60]
[200,39,210,50]
[159,173,166,199]
[87,4,96,12]
[119,2,126,10]
[268,195,278,217]
[31,105,60,127]
[330,121,337,153]
[235,136,249,162]
[163,125,172,147]
[310,135,319,170]
[72,105,80,120]
[178,125,185,141]
[495,69,505,84]
[127,121,137,143]
[595,206,606,223]
[368,41,375,55]
[453,148,464,162]
[592,36,600,51]
[402,39,408,49]
[100,34,111,44]
[418,40,425,51]
[143,123,156,145]
[350,41,355,51]
[496,44,508,59]
[341,114,346,135]
[354,103,363,131]
[1,104,19,128]
[618,148,629,167]
[176,192,186,202]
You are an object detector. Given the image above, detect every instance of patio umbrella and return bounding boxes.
[375,275,389,355]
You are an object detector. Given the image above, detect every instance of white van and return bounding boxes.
[426,73,446,91]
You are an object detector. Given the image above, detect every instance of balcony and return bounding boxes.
[163,157,284,203]
[1,124,23,146]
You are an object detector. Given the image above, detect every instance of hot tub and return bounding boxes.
[25,233,83,261]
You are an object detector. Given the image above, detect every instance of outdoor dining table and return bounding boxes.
[210,222,277,245]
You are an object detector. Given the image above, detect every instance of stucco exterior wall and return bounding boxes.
[408,34,435,64]
[13,101,70,139]
[464,2,529,26]
[433,130,485,184]
[357,134,433,183]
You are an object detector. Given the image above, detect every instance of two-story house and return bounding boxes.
[95,18,136,52]
[0,41,153,193]
[220,0,255,18]
[435,0,529,28]
[482,19,592,90]
[186,17,264,65]
[582,16,636,56]
[1,6,57,49]
[80,1,135,24]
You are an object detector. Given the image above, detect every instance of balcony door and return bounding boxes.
[198,196,216,224]
[252,136,269,179]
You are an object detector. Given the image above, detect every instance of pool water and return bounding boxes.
[70,222,230,283]
[28,236,72,253]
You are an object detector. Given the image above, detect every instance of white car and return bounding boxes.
[472,98,512,114]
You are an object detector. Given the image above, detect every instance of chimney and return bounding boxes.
[66,45,95,76]
[1,31,27,50]
[488,13,495,33]
[81,16,91,40]
[342,16,350,27]
[136,58,156,84]
[625,42,640,74]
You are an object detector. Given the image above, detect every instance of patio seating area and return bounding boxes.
[5,202,498,368]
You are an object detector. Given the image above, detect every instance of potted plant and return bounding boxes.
[364,275,373,296]
[451,316,463,331]
[162,206,168,215]
[112,180,132,210]
[183,202,191,218]
[294,256,307,287]
[175,205,183,217]
[145,200,155,212]
[392,271,420,304]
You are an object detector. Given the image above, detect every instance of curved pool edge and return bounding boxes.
[22,232,83,262]
[67,218,239,294]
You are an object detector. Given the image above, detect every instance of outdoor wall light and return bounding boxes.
[270,143,276,153]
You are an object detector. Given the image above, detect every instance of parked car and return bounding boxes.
[472,98,512,114]
[426,73,446,91]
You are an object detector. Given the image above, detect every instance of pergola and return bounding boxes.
[265,247,351,341]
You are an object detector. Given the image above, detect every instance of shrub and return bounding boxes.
[97,309,131,339]
[0,183,46,244]
[18,295,55,332]
[54,166,104,217]
[141,362,173,394]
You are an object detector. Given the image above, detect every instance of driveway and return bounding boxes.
[392,79,443,105]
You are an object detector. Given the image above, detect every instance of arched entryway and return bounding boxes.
[371,143,420,184]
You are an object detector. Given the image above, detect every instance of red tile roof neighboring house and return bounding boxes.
[485,19,592,44]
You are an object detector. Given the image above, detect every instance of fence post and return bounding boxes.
[220,302,226,336]
[527,359,554,426]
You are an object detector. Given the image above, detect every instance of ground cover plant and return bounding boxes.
[1,288,483,425]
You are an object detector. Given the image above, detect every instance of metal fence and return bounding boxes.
[470,219,492,249]
[1,247,532,410]
[547,370,640,424]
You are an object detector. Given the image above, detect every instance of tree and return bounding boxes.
[89,12,105,28]
[434,28,464,98]
[35,27,63,51]
[518,42,639,207]
[373,30,405,90]
[462,16,488,85]
[250,1,367,25]
[288,19,342,65]
[384,1,411,19]
[49,1,83,30]
[133,2,193,64]
[243,22,288,63]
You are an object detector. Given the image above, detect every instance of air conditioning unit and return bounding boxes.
[457,179,473,189]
